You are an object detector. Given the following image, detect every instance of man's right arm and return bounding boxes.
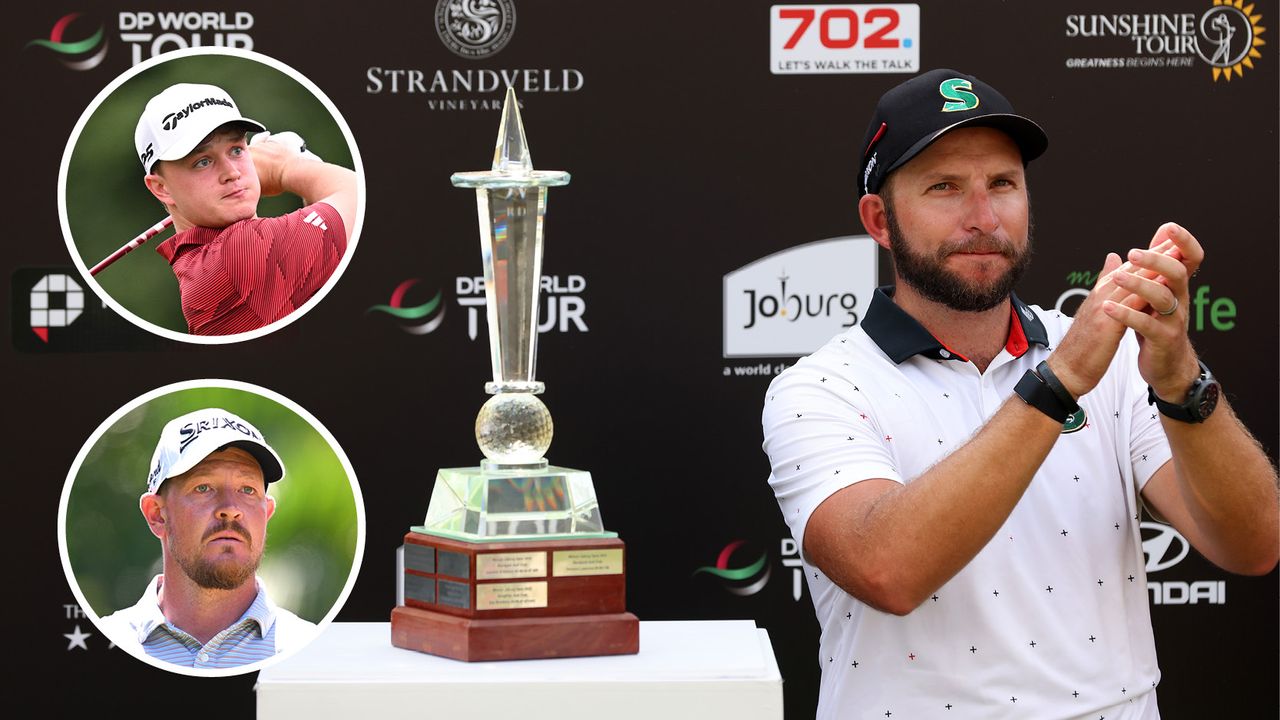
[789,253,1140,616]
[801,395,1062,615]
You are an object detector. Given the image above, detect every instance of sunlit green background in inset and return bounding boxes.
[66,386,360,623]
[65,53,354,333]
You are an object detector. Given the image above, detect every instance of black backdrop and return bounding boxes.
[9,1,1276,717]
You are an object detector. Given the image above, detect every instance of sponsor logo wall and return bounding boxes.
[8,1,1275,718]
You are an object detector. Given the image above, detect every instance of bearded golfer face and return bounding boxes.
[147,127,261,230]
[152,447,275,590]
[880,127,1032,312]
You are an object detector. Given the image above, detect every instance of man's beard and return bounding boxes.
[885,202,1032,312]
[170,519,261,591]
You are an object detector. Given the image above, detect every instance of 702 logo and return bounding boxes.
[770,4,920,75]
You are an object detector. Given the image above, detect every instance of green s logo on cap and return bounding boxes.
[939,78,980,112]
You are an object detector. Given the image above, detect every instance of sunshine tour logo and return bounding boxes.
[1064,0,1265,81]
[161,97,233,131]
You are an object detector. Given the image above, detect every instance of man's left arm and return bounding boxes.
[251,140,358,242]
[1104,222,1278,576]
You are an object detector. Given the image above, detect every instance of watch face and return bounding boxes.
[1197,382,1220,419]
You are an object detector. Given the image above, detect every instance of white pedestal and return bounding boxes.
[256,619,784,720]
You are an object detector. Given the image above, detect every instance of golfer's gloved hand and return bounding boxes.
[250,130,323,162]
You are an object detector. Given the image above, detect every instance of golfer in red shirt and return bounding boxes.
[135,83,358,336]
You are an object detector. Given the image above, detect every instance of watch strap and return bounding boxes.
[1147,360,1217,424]
[1015,366,1077,423]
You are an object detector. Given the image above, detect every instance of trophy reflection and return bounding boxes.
[391,87,639,662]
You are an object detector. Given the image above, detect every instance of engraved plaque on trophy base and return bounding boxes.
[391,534,639,661]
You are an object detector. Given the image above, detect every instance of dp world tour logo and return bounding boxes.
[435,0,516,59]
[367,279,446,335]
[25,13,108,70]
[694,540,772,596]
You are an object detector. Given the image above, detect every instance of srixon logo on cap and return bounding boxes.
[178,416,262,451]
[938,78,980,112]
[161,97,234,131]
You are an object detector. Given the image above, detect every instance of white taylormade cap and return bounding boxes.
[146,407,285,494]
[134,83,265,174]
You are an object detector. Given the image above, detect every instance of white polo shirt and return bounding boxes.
[100,574,317,670]
[762,288,1171,720]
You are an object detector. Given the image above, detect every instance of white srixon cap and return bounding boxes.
[135,83,265,174]
[146,408,285,494]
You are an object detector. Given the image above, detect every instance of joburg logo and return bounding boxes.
[436,0,517,59]
[161,97,234,132]
[29,274,85,343]
[1064,0,1266,82]
[723,236,878,359]
[25,12,108,70]
[694,540,772,596]
[367,279,447,335]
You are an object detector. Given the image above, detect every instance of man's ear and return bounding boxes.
[264,494,276,521]
[858,193,892,251]
[144,172,173,207]
[140,492,167,540]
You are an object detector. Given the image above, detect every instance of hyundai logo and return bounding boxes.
[1140,521,1190,572]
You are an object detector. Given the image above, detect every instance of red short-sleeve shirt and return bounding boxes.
[155,203,347,336]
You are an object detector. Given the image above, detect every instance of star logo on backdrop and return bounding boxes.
[64,625,91,650]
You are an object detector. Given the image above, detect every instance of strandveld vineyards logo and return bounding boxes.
[436,0,517,59]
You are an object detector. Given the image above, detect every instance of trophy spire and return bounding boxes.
[493,86,534,175]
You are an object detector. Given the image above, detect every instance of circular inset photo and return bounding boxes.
[59,47,365,343]
[58,380,365,677]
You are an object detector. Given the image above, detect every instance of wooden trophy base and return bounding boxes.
[391,533,639,662]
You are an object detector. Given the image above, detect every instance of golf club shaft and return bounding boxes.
[89,216,174,276]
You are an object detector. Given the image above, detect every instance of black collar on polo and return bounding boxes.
[861,286,1049,364]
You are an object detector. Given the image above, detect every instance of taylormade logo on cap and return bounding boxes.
[135,83,264,174]
[146,407,285,493]
[161,96,235,131]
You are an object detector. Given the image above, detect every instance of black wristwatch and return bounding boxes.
[1147,360,1220,424]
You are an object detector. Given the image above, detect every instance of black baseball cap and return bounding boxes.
[858,68,1048,197]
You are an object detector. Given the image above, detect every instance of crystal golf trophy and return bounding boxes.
[391,87,638,661]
